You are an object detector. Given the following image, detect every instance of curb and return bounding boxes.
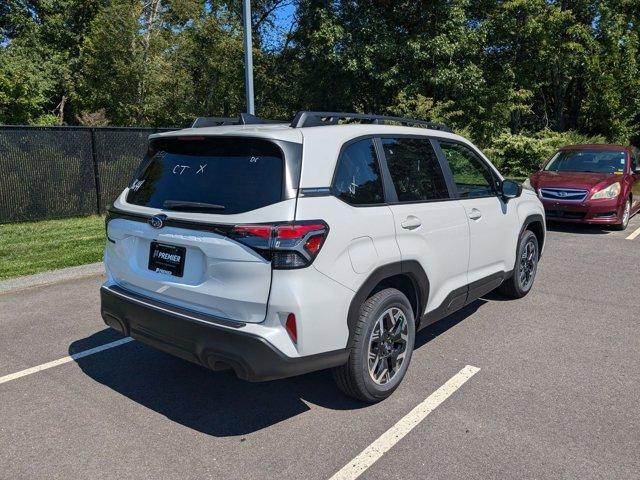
[0,262,105,295]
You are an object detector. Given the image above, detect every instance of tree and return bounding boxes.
[581,0,640,141]
[0,0,639,149]
[0,43,57,124]
[0,0,105,124]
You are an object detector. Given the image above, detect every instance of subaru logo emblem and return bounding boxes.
[558,191,568,197]
[148,214,166,229]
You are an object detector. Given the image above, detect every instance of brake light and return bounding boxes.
[229,221,328,269]
[231,225,272,239]
[177,136,205,141]
[276,223,326,239]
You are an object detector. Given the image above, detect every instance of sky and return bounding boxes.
[261,1,296,49]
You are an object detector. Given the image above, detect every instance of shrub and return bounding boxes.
[483,130,606,178]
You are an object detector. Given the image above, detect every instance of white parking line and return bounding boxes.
[626,225,640,240]
[0,337,134,385]
[328,365,480,480]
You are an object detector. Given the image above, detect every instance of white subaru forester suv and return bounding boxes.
[101,112,545,402]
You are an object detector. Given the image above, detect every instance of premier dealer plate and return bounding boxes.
[148,241,186,277]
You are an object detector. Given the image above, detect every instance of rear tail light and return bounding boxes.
[230,221,328,269]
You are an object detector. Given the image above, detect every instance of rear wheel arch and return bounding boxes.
[346,261,429,347]
[521,214,545,258]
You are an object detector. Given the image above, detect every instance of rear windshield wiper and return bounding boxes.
[163,200,226,211]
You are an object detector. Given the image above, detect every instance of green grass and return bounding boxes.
[505,177,527,183]
[0,215,106,280]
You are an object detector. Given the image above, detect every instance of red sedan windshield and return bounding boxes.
[545,149,627,174]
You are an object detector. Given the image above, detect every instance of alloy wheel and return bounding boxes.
[367,307,409,385]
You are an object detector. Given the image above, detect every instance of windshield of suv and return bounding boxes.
[126,137,283,214]
[544,149,627,173]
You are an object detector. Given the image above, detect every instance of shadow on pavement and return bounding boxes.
[415,299,486,349]
[546,221,611,235]
[70,329,363,437]
[70,301,485,437]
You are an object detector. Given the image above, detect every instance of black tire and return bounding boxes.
[612,198,631,231]
[498,230,539,299]
[332,288,416,403]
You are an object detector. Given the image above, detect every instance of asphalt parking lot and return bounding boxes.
[1,216,639,480]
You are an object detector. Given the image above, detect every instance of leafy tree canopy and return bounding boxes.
[1,0,638,155]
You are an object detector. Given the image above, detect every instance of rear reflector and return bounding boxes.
[285,313,297,343]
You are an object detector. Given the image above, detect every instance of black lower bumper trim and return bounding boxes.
[100,285,349,382]
[544,209,587,220]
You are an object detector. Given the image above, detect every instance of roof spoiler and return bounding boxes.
[191,114,284,128]
[290,111,452,132]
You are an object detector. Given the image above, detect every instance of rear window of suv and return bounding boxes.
[127,137,283,214]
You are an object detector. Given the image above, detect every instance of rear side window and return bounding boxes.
[333,139,384,205]
[439,141,497,198]
[382,137,449,202]
[127,137,283,214]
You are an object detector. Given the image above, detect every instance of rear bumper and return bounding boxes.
[100,284,349,381]
[541,198,623,224]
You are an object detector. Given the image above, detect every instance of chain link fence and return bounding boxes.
[0,126,175,223]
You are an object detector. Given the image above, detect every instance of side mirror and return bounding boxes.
[500,180,522,202]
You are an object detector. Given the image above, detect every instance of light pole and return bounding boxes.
[242,0,255,115]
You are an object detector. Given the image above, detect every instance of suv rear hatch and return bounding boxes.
[105,134,301,323]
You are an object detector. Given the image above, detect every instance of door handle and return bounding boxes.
[468,208,482,220]
[401,216,422,230]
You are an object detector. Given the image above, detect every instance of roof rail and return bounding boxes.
[191,113,284,128]
[290,111,452,132]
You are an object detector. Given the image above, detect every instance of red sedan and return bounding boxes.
[526,144,640,230]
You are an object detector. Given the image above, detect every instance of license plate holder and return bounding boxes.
[148,242,186,277]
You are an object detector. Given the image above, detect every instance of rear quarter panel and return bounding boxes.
[294,196,400,292]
